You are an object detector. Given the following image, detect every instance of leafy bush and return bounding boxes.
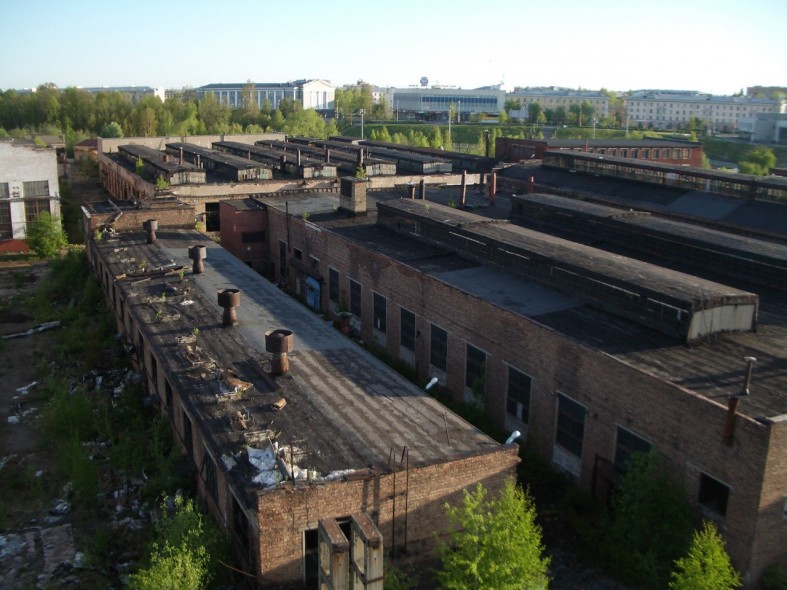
[24,212,68,258]
[130,496,230,589]
[761,565,787,590]
[605,453,694,588]
[438,480,550,590]
[669,521,741,590]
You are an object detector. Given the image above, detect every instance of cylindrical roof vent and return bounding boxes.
[218,288,241,327]
[188,245,207,274]
[265,329,293,376]
[143,219,158,244]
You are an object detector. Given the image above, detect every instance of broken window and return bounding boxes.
[430,324,448,372]
[556,394,586,459]
[373,292,386,334]
[698,473,730,516]
[614,427,651,471]
[400,308,416,352]
[203,449,218,501]
[465,343,486,394]
[329,268,339,304]
[182,410,193,458]
[506,366,532,424]
[349,278,361,317]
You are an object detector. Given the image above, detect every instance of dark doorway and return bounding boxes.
[205,202,220,231]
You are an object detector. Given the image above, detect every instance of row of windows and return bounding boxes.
[555,392,730,516]
[324,262,734,520]
[0,181,50,198]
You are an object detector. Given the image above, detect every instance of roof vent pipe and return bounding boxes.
[217,288,240,327]
[188,244,207,274]
[723,356,757,446]
[143,219,158,244]
[265,329,294,376]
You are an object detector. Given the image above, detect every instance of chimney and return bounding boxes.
[217,288,241,327]
[488,171,497,202]
[528,175,535,194]
[162,154,169,163]
[325,146,330,163]
[339,177,367,216]
[179,147,183,164]
[723,356,756,446]
[265,329,294,376]
[188,244,207,274]
[407,184,416,199]
[143,219,158,244]
[419,179,426,200]
[297,149,302,167]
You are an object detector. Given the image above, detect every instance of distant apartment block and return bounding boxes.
[624,90,785,132]
[0,139,61,243]
[389,86,506,118]
[80,86,166,103]
[508,87,610,119]
[195,80,335,111]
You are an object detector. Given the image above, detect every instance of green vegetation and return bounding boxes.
[129,496,230,590]
[24,212,68,258]
[438,480,550,590]
[703,138,787,168]
[604,453,695,588]
[738,146,777,176]
[761,564,787,590]
[669,521,741,590]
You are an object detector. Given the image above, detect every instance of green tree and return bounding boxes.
[198,92,230,134]
[528,102,542,125]
[669,521,741,590]
[738,146,776,176]
[25,212,68,258]
[606,453,694,588]
[130,496,229,590]
[99,121,124,138]
[438,480,550,590]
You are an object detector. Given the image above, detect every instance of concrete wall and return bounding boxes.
[0,141,61,239]
[262,206,781,585]
[98,133,286,154]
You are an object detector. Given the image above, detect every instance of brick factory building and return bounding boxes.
[496,136,704,167]
[89,134,787,586]
[213,173,787,587]
[81,202,519,588]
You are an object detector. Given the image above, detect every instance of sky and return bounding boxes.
[1,0,785,96]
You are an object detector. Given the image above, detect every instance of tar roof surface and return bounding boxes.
[324,207,787,421]
[95,229,498,484]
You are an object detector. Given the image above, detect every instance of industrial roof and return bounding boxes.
[95,229,499,489]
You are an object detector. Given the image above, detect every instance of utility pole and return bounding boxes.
[360,109,365,139]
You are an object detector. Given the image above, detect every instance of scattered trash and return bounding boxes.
[0,455,16,470]
[15,381,38,395]
[49,501,71,516]
[1,321,61,340]
[179,299,195,306]
[7,416,20,424]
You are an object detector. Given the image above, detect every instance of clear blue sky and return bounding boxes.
[1,0,785,95]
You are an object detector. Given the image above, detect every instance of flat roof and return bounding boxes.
[325,213,787,420]
[94,229,499,488]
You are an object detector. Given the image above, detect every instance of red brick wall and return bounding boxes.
[219,202,269,275]
[255,447,519,587]
[262,206,780,585]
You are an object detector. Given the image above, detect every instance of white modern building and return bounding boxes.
[624,91,785,131]
[0,140,61,242]
[738,113,787,144]
[390,86,506,118]
[196,80,335,111]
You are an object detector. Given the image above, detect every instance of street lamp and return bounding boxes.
[396,100,399,122]
[359,109,365,139]
[457,100,461,123]
[593,117,598,139]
